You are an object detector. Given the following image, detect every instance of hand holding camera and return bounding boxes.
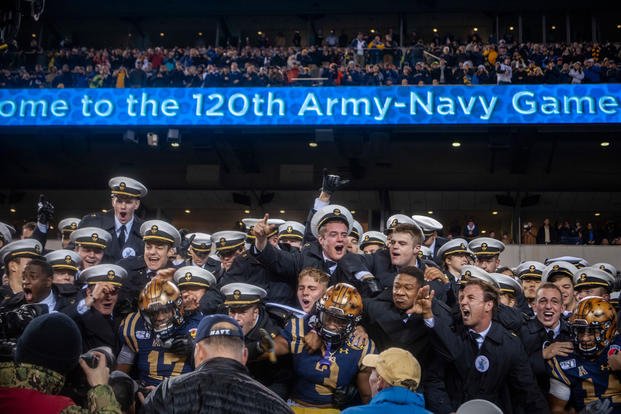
[78,350,110,387]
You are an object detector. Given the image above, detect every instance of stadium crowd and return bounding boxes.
[1,172,621,413]
[1,30,621,88]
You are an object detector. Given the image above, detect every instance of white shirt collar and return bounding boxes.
[470,321,493,341]
[38,290,57,313]
[322,252,337,266]
[427,239,436,254]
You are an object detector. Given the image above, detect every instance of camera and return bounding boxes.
[80,346,116,369]
[0,303,48,345]
[138,385,153,397]
[80,352,99,369]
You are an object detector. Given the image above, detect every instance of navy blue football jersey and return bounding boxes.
[283,316,376,406]
[120,311,202,386]
[549,335,621,411]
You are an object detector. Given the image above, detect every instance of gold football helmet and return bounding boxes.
[139,277,184,338]
[570,297,617,357]
[315,283,363,345]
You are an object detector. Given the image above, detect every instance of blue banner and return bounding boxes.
[0,85,619,127]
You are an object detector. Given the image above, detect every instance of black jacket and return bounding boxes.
[425,318,548,414]
[362,289,452,370]
[362,248,394,288]
[519,317,572,394]
[184,256,221,275]
[52,283,80,314]
[362,249,439,292]
[216,252,270,291]
[430,236,448,265]
[198,252,271,315]
[536,225,558,244]
[144,357,293,414]
[255,241,371,295]
[80,211,144,263]
[73,307,120,355]
[245,307,293,400]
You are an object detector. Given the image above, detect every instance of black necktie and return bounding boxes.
[118,224,126,248]
[470,332,482,350]
[546,329,555,341]
[325,260,337,274]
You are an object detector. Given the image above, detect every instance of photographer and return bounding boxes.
[521,222,538,245]
[0,312,121,413]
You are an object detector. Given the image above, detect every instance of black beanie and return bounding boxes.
[15,312,83,376]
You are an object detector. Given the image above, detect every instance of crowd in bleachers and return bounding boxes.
[517,218,621,245]
[440,217,621,246]
[1,30,621,88]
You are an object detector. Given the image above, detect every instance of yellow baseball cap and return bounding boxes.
[362,347,421,390]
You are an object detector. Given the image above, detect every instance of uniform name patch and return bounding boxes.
[560,359,576,370]
[136,330,151,339]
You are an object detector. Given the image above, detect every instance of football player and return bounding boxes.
[117,277,201,387]
[284,283,376,412]
[548,297,621,412]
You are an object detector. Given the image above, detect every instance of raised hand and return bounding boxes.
[321,168,350,195]
[253,213,270,251]
[37,194,55,225]
[409,285,435,319]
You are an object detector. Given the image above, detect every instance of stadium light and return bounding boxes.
[167,129,181,148]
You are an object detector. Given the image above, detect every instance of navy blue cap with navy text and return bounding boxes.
[194,314,244,343]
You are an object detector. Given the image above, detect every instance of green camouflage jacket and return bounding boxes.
[0,362,121,413]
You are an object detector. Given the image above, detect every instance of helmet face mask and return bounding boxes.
[570,297,617,358]
[318,310,355,345]
[315,283,362,346]
[139,278,184,340]
[142,303,178,338]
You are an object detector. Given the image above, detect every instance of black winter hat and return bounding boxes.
[15,312,83,376]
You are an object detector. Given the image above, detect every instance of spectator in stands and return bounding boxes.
[483,44,498,66]
[324,30,339,48]
[128,62,146,87]
[52,64,74,88]
[583,58,601,83]
[558,220,572,244]
[495,57,512,84]
[472,65,491,84]
[351,32,367,66]
[463,218,479,240]
[569,61,584,83]
[573,221,585,245]
[521,222,537,245]
[584,222,598,245]
[536,218,557,245]
[3,37,621,89]
[501,233,513,245]
[603,58,621,82]
[293,30,302,47]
